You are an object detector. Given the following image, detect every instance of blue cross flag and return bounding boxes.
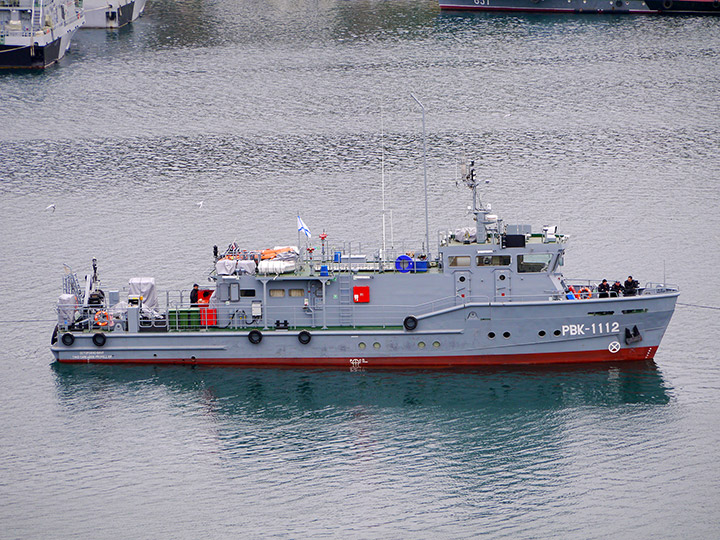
[297,216,311,239]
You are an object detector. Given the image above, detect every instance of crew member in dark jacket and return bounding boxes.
[624,276,639,296]
[610,280,624,297]
[598,279,610,298]
[190,284,199,307]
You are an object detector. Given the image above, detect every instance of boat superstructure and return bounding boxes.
[83,0,146,29]
[0,0,84,69]
[50,162,679,368]
[438,0,720,14]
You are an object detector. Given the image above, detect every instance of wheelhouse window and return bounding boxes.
[517,253,553,273]
[448,256,471,267]
[269,289,285,298]
[289,289,305,297]
[476,255,511,266]
[240,289,256,297]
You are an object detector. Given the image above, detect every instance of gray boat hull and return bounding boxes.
[52,293,677,368]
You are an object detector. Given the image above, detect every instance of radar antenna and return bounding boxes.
[464,161,500,243]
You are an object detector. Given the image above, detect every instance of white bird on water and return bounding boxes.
[45,204,56,213]
[196,201,204,209]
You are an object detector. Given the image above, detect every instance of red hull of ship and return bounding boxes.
[57,346,658,368]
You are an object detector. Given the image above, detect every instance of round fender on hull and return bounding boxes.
[298,330,312,345]
[92,333,106,347]
[61,333,75,346]
[248,330,263,344]
[403,316,418,331]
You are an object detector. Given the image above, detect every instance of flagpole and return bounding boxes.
[410,93,431,261]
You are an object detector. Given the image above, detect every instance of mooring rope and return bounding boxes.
[677,302,720,311]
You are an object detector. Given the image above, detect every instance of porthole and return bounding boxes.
[432,341,440,348]
[418,341,426,349]
[503,332,511,339]
[554,330,561,336]
[538,330,546,337]
[459,276,466,282]
[499,274,506,281]
[373,342,381,349]
[358,342,366,350]
[488,332,496,339]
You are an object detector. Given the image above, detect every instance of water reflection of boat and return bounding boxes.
[52,361,672,413]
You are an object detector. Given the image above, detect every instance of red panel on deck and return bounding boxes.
[353,286,370,303]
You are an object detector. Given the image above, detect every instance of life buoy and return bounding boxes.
[403,316,418,331]
[579,287,592,299]
[94,310,112,327]
[567,285,580,299]
[395,255,415,273]
[92,333,106,347]
[248,330,263,344]
[61,332,74,346]
[298,330,312,344]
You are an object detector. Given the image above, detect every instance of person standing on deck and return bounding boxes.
[190,284,199,307]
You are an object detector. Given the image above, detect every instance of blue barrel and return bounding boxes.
[415,260,428,272]
[320,265,329,276]
[333,251,342,263]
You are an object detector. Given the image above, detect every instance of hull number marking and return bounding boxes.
[562,322,619,336]
[349,358,367,366]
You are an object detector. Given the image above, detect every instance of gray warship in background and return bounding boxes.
[439,0,720,15]
[51,163,678,368]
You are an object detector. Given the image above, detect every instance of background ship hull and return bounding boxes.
[439,0,720,13]
[84,0,147,28]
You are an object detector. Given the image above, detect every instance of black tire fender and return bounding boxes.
[61,333,75,346]
[298,330,312,345]
[92,333,106,347]
[403,316,418,331]
[248,329,263,344]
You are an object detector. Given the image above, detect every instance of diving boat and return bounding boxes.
[50,162,679,368]
[438,0,720,15]
[0,0,84,69]
[83,0,146,28]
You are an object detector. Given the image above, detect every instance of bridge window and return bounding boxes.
[240,289,256,297]
[269,289,285,298]
[289,289,305,297]
[476,255,511,266]
[448,256,471,267]
[517,253,553,273]
[475,255,510,266]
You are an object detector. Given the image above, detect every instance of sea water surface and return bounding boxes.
[1,1,719,538]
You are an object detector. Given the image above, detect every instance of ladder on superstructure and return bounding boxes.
[338,274,353,327]
[31,0,43,33]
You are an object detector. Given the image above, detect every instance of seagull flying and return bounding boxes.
[45,204,56,213]
[196,201,204,209]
